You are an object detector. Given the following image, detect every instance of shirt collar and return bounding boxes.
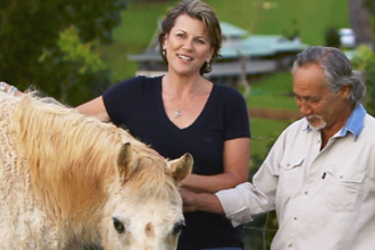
[339,104,366,139]
[304,104,366,140]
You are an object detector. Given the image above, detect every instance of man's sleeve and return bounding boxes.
[215,182,270,227]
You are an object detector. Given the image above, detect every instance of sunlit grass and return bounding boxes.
[247,72,298,110]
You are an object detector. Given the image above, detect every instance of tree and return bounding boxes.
[324,28,340,48]
[351,45,375,115]
[349,0,373,47]
[350,1,375,115]
[0,0,126,105]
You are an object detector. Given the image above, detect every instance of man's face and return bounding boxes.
[293,63,349,133]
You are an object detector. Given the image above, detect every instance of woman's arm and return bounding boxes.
[181,137,250,193]
[180,188,225,214]
[75,96,111,122]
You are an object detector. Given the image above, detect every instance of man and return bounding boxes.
[182,46,375,249]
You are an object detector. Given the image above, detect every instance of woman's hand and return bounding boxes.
[180,138,250,193]
[179,187,197,212]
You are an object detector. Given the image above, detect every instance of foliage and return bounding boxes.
[325,27,340,48]
[351,45,375,115]
[353,1,375,115]
[0,0,126,105]
[282,19,300,41]
[363,0,375,14]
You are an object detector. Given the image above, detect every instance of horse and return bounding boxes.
[0,92,193,250]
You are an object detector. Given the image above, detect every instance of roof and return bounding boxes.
[128,21,308,61]
[221,35,308,58]
[220,22,248,38]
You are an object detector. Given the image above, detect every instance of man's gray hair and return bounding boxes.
[292,46,366,106]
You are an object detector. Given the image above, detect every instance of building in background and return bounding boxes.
[128,21,307,86]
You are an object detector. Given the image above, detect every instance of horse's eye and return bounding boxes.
[173,220,186,235]
[112,217,125,234]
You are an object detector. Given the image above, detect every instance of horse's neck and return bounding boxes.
[34,153,115,220]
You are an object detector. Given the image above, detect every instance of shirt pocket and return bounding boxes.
[324,163,365,212]
[277,156,305,199]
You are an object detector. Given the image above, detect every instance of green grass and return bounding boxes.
[207,0,350,46]
[247,72,297,110]
[101,0,179,82]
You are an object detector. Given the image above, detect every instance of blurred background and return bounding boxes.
[1,0,374,249]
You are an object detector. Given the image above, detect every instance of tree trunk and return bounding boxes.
[348,0,373,48]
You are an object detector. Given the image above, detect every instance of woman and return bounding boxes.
[2,0,251,249]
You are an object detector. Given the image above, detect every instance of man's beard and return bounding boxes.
[306,115,327,131]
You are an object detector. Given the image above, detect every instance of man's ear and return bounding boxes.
[340,85,352,100]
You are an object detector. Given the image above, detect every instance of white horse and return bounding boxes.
[0,92,192,249]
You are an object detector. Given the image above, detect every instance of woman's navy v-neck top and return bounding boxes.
[103,75,250,249]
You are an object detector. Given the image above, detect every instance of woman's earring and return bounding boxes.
[205,61,212,73]
[162,48,166,57]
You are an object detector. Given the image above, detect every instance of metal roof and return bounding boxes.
[128,22,308,61]
[220,35,308,58]
[220,21,249,38]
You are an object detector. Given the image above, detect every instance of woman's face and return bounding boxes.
[163,14,213,76]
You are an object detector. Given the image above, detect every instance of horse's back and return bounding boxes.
[0,93,59,249]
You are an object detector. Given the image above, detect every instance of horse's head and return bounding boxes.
[101,142,193,250]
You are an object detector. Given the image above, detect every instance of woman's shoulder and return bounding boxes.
[121,75,162,85]
[114,75,162,91]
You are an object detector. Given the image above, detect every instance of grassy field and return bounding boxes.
[247,72,296,110]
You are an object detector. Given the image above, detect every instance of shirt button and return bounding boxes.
[304,191,308,195]
[294,217,298,220]
[317,139,321,144]
[288,243,293,247]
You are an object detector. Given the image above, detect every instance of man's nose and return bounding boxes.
[296,99,313,116]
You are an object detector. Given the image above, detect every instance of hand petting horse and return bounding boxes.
[0,92,193,250]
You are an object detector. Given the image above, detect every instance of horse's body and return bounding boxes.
[0,92,192,250]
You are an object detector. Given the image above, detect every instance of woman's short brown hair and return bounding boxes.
[158,0,222,75]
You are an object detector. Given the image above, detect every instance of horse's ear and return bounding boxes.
[167,153,193,183]
[117,142,137,181]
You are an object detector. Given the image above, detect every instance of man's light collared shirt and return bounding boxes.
[216,104,375,250]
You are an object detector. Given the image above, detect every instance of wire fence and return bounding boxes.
[242,211,279,250]
[242,136,279,250]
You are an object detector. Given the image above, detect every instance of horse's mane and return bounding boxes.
[11,93,178,219]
